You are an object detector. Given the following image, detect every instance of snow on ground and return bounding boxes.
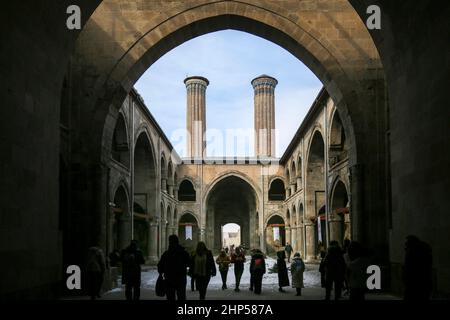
[131,257,320,290]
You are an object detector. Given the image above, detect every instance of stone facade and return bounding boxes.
[108,79,350,264]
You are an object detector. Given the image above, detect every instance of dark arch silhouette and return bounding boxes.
[178,180,196,201]
[268,178,286,201]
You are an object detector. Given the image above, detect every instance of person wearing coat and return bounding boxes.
[291,252,305,296]
[231,247,246,292]
[157,235,191,301]
[322,240,346,300]
[189,242,216,300]
[86,245,106,300]
[277,250,290,292]
[121,240,145,300]
[216,250,231,290]
[250,249,266,294]
[285,242,293,263]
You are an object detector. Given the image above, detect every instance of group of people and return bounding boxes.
[318,235,433,300]
[157,236,307,300]
[86,240,145,300]
[319,239,378,300]
[86,234,432,301]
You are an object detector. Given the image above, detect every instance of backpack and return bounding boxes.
[254,257,264,271]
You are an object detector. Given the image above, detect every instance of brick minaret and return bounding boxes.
[184,76,209,158]
[252,75,278,158]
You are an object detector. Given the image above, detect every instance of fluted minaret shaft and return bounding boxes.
[252,75,278,157]
[184,76,209,158]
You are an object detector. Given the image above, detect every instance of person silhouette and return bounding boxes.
[121,240,145,300]
[189,242,216,300]
[403,235,433,300]
[322,240,346,300]
[158,235,191,301]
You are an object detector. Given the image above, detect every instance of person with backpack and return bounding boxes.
[157,235,191,301]
[277,250,290,292]
[189,242,216,300]
[216,250,231,290]
[121,240,145,300]
[250,249,266,294]
[230,246,246,292]
[291,252,305,296]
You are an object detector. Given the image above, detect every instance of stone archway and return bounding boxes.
[71,0,387,268]
[178,212,199,252]
[134,132,157,258]
[111,185,131,252]
[330,180,350,245]
[305,130,326,260]
[265,215,286,255]
[205,175,257,253]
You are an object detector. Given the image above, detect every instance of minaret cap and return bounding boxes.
[251,74,278,87]
[184,76,210,86]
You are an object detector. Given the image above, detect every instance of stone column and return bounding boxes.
[184,76,209,159]
[148,222,159,263]
[252,75,278,158]
[119,217,131,251]
[350,164,363,242]
[290,182,296,195]
[296,177,302,190]
[200,228,206,242]
[167,226,176,237]
[285,226,291,246]
[305,221,315,261]
[285,187,290,198]
[167,182,174,196]
[291,226,297,252]
[297,226,304,255]
[161,178,167,193]
[328,212,343,243]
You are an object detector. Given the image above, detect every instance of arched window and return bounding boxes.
[178,180,196,201]
[268,178,286,201]
[112,113,130,167]
[290,161,297,193]
[329,111,349,166]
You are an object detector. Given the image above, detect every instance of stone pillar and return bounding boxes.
[305,221,315,261]
[200,228,206,242]
[298,226,304,255]
[161,178,167,193]
[148,222,159,263]
[108,215,115,252]
[285,187,290,198]
[285,226,291,247]
[184,76,209,159]
[344,212,351,240]
[167,226,176,237]
[290,182,296,195]
[291,226,297,252]
[252,75,278,158]
[119,217,131,251]
[168,184,174,197]
[159,223,165,252]
[296,177,302,190]
[350,164,363,242]
[329,212,343,244]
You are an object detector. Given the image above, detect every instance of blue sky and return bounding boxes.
[135,30,322,158]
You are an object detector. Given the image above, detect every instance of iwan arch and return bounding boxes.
[2,0,449,298]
